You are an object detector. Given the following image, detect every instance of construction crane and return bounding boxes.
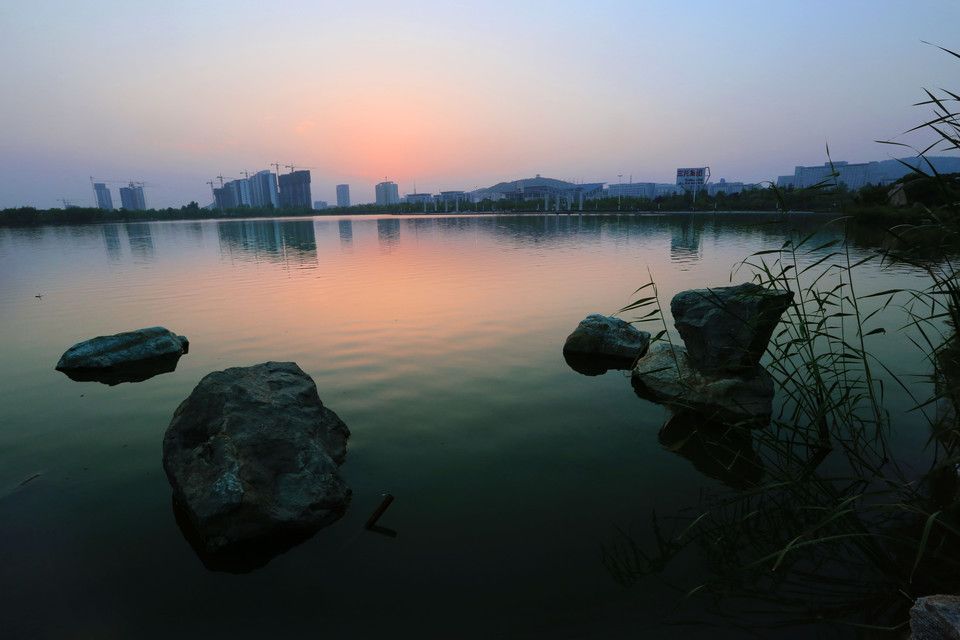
[89,177,155,187]
[284,164,316,173]
[206,180,220,210]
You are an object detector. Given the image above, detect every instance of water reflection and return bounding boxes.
[126,223,155,260]
[658,409,762,489]
[101,224,123,261]
[563,350,635,377]
[338,219,353,247]
[377,218,400,250]
[0,211,947,637]
[670,215,703,267]
[217,219,317,265]
[171,497,343,574]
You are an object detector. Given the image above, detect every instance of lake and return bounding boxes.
[0,213,940,638]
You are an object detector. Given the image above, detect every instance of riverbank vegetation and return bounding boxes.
[2,173,957,228]
[605,47,960,634]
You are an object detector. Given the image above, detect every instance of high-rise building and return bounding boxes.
[93,183,113,210]
[213,187,229,210]
[249,170,280,208]
[279,170,312,208]
[375,181,400,206]
[221,178,252,208]
[119,183,146,210]
[314,200,328,210]
[336,184,350,207]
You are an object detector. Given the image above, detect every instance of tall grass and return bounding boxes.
[606,46,960,634]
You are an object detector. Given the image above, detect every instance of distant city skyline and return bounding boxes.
[1,1,959,208]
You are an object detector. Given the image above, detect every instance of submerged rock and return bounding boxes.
[911,594,960,640]
[56,326,189,384]
[563,314,650,369]
[671,282,792,374]
[632,343,773,424]
[162,361,350,555]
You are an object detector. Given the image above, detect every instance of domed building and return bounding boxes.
[474,174,605,210]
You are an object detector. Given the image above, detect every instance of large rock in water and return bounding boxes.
[671,283,793,374]
[632,343,774,424]
[55,326,189,385]
[162,361,350,553]
[563,314,650,366]
[911,595,960,639]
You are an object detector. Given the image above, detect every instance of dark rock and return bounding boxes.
[162,361,350,554]
[563,314,650,365]
[56,326,189,383]
[910,594,960,640]
[58,352,184,385]
[632,343,773,425]
[671,283,792,374]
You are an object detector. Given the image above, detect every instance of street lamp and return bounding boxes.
[617,174,623,211]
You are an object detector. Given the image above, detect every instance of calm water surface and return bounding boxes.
[0,214,937,638]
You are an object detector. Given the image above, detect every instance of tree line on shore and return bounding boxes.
[2,171,956,227]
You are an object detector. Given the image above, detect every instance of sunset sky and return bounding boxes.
[1,0,958,208]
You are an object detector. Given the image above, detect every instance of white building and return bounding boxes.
[375,181,400,205]
[607,182,657,199]
[775,156,960,191]
[706,179,752,196]
[249,170,280,208]
[655,183,684,198]
[437,191,468,212]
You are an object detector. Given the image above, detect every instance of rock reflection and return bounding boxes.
[57,352,185,386]
[563,350,635,376]
[217,219,317,265]
[171,497,344,574]
[658,409,763,489]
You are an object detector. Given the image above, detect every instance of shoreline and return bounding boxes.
[0,209,847,230]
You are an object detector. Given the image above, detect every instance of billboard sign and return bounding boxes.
[676,167,709,188]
